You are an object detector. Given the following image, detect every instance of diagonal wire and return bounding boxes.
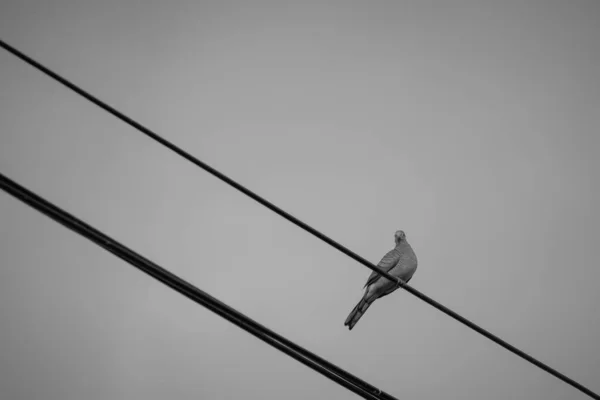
[1,39,598,400]
[0,171,396,400]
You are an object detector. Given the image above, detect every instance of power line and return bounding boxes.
[1,38,598,400]
[0,172,396,400]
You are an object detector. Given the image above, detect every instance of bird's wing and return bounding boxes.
[363,247,400,288]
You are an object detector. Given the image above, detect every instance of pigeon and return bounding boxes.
[344,230,418,330]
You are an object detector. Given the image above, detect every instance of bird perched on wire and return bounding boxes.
[344,230,418,330]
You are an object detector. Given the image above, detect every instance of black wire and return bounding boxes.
[1,38,598,400]
[0,172,394,400]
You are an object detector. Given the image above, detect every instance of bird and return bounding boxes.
[344,230,418,330]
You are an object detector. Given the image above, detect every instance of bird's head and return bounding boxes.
[394,230,406,244]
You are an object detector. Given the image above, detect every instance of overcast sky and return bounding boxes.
[1,1,599,400]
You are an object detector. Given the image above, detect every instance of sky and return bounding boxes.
[1,1,599,399]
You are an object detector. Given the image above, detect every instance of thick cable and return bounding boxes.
[0,39,597,400]
[0,172,395,400]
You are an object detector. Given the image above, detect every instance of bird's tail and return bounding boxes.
[344,296,372,330]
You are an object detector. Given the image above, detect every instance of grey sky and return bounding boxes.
[1,1,599,399]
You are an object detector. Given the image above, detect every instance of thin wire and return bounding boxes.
[1,39,597,400]
[0,172,395,400]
